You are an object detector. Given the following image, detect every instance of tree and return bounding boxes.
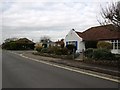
[99,1,120,31]
[2,38,35,50]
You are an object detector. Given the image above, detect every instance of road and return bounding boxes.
[0,50,2,89]
[2,51,119,88]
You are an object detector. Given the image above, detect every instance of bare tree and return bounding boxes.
[98,1,120,31]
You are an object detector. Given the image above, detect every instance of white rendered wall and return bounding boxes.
[65,30,85,52]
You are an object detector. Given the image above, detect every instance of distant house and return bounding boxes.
[55,39,65,48]
[16,38,35,50]
[42,41,56,48]
[35,40,56,48]
[65,25,120,54]
[34,42,43,47]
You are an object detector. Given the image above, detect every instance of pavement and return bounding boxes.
[2,50,120,88]
[10,50,120,79]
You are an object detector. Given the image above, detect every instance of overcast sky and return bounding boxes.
[1,0,119,44]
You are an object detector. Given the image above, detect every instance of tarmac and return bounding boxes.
[9,50,120,80]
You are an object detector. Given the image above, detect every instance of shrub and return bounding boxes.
[84,48,115,60]
[38,46,69,55]
[66,44,76,54]
[41,48,49,53]
[9,42,17,50]
[61,48,69,55]
[114,54,120,60]
[55,48,62,55]
[84,48,94,58]
[97,41,112,50]
[50,46,60,54]
[36,47,43,52]
[93,49,115,60]
[53,47,68,55]
[74,52,80,58]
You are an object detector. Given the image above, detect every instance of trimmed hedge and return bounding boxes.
[97,41,112,49]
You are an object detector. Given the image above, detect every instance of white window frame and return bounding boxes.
[111,40,119,50]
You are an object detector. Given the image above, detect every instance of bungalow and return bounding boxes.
[65,25,120,54]
[35,40,56,48]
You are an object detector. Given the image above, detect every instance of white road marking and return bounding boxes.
[9,51,120,83]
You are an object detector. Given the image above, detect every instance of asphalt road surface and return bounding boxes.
[2,51,119,88]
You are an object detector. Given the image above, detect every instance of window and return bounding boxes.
[119,40,120,49]
[66,41,78,50]
[111,40,119,49]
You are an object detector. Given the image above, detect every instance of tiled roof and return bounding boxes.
[76,32,84,38]
[76,24,120,41]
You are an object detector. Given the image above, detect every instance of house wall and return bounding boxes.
[65,29,85,52]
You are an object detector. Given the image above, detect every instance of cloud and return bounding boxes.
[1,0,119,43]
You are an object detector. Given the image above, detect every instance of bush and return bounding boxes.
[97,41,112,49]
[35,46,43,52]
[84,48,115,60]
[36,46,69,55]
[55,48,62,55]
[93,49,115,60]
[84,48,94,58]
[74,52,80,58]
[41,48,49,53]
[114,54,120,60]
[54,47,68,55]
[61,48,69,55]
[66,44,76,54]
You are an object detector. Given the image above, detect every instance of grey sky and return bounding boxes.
[1,0,119,44]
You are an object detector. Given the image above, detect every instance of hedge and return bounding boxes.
[97,41,112,49]
[84,48,116,60]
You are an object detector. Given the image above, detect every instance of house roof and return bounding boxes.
[16,38,34,44]
[76,24,120,41]
[55,39,64,45]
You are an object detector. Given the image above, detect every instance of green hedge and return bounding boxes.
[84,48,94,58]
[84,48,115,60]
[36,46,69,55]
[93,49,115,60]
